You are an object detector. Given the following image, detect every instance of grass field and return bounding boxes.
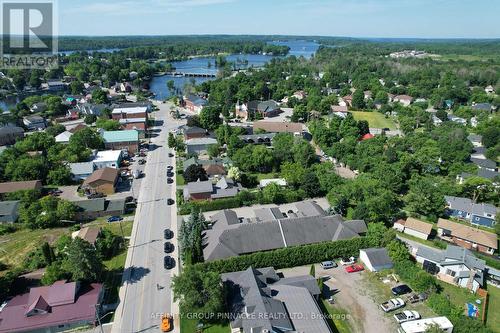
[350,111,397,130]
[486,286,500,332]
[180,316,229,333]
[321,299,352,333]
[0,227,69,269]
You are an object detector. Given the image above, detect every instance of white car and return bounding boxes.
[339,256,356,265]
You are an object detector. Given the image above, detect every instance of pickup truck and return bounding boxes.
[394,310,420,323]
[380,298,405,312]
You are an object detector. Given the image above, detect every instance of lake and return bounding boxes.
[150,40,320,100]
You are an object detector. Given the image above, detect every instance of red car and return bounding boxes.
[345,264,364,273]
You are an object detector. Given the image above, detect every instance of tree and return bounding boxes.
[227,166,241,181]
[404,176,446,220]
[84,114,97,125]
[171,265,224,322]
[272,133,294,164]
[41,242,56,265]
[168,132,176,148]
[386,240,410,263]
[96,118,121,131]
[91,89,109,104]
[461,177,496,203]
[70,81,84,95]
[47,165,72,185]
[184,164,208,183]
[207,144,220,158]
[292,140,316,167]
[309,264,315,278]
[41,262,68,285]
[262,182,286,204]
[20,196,77,229]
[481,126,500,148]
[281,162,306,188]
[352,89,365,109]
[301,172,321,197]
[62,237,103,281]
[68,127,104,150]
[199,106,222,130]
[179,208,205,264]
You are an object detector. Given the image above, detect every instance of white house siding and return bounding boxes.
[404,228,429,240]
[359,251,373,271]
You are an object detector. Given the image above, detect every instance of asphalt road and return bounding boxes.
[111,102,182,333]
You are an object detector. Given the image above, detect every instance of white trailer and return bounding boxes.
[399,316,453,333]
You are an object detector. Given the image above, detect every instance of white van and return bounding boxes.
[320,261,337,269]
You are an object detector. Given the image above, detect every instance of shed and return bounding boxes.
[359,248,393,272]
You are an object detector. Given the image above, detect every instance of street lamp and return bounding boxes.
[94,303,114,333]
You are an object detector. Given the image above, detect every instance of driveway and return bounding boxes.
[279,264,396,333]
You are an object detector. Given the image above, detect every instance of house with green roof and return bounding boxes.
[102,130,139,153]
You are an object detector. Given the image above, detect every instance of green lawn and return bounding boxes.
[350,111,397,130]
[437,281,486,317]
[321,299,352,333]
[486,286,500,332]
[176,174,186,186]
[0,226,69,269]
[180,316,229,333]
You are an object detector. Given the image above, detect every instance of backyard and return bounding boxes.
[350,111,397,130]
[180,316,229,333]
[486,286,500,332]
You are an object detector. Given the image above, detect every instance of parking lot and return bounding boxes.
[278,264,398,333]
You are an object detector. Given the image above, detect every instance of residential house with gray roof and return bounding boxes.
[183,177,242,201]
[445,195,497,227]
[69,162,96,181]
[221,267,331,333]
[0,200,20,223]
[470,157,497,172]
[416,245,486,292]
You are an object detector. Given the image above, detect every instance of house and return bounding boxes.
[331,105,349,118]
[68,123,87,134]
[437,218,497,255]
[470,157,497,172]
[112,102,152,113]
[447,114,466,125]
[23,115,46,131]
[221,267,331,333]
[259,178,287,188]
[0,180,42,199]
[69,162,96,181]
[118,118,147,137]
[102,130,139,153]
[91,150,122,169]
[238,132,276,145]
[253,121,303,134]
[360,133,374,141]
[398,217,433,240]
[393,95,413,106]
[71,226,100,245]
[182,156,227,173]
[185,137,218,155]
[73,198,126,221]
[467,134,483,148]
[471,146,487,160]
[45,79,65,91]
[471,102,495,112]
[111,106,148,120]
[235,100,281,120]
[342,95,353,107]
[120,82,132,93]
[30,102,47,113]
[416,245,485,292]
[0,281,103,333]
[76,103,108,117]
[183,94,207,114]
[82,168,119,195]
[183,177,241,201]
[293,90,307,100]
[458,169,499,183]
[359,248,393,272]
[203,164,226,178]
[203,208,366,261]
[0,200,20,223]
[484,85,495,94]
[55,131,73,144]
[183,126,208,140]
[445,195,497,227]
[0,126,23,146]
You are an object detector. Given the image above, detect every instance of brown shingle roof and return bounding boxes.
[203,164,226,176]
[83,167,118,186]
[405,217,433,235]
[437,218,498,250]
[0,180,42,194]
[73,226,100,244]
[253,121,303,133]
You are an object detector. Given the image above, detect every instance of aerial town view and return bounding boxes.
[0,1,499,333]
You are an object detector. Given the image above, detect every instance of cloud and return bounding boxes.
[65,0,237,15]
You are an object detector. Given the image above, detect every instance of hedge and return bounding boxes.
[195,237,372,274]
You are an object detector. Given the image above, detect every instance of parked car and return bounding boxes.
[406,292,428,304]
[380,298,405,312]
[164,242,174,253]
[167,178,174,184]
[392,284,412,296]
[167,172,174,178]
[164,229,173,239]
[87,192,105,199]
[345,264,364,273]
[107,216,123,223]
[133,170,142,179]
[164,256,175,269]
[320,261,337,269]
[139,152,146,157]
[394,310,420,323]
[168,153,174,157]
[138,159,146,165]
[161,314,173,332]
[48,189,62,196]
[340,256,356,265]
[167,165,174,171]
[167,198,175,206]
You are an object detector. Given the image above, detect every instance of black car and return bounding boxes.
[164,256,175,269]
[168,153,174,157]
[164,229,173,239]
[167,172,174,178]
[167,198,175,206]
[138,159,146,165]
[167,178,174,184]
[392,284,412,296]
[164,242,174,253]
[167,165,174,171]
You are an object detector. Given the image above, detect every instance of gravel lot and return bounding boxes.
[278,264,396,333]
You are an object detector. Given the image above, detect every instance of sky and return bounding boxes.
[58,0,500,38]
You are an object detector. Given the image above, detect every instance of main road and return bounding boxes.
[111,101,182,333]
